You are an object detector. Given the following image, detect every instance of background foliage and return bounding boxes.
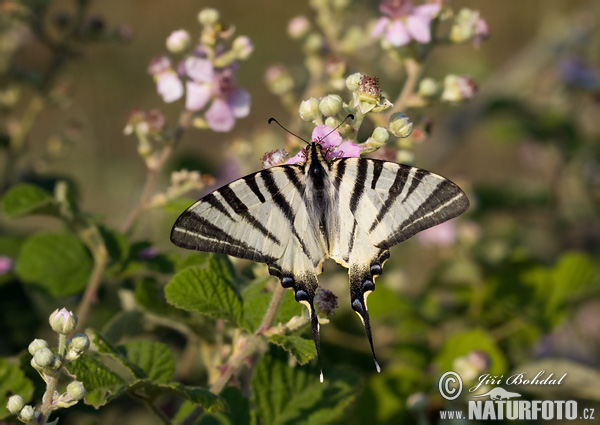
[0,0,599,424]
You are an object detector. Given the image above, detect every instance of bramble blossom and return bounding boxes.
[371,0,441,47]
[286,125,362,164]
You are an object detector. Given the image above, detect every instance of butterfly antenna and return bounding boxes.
[321,114,355,141]
[268,118,309,145]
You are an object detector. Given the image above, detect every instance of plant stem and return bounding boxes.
[389,58,421,118]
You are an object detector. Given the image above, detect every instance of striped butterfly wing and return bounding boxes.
[329,158,469,370]
[171,164,329,365]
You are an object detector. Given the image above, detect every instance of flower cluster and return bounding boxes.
[7,309,89,423]
[148,8,253,132]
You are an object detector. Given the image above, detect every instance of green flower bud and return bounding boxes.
[372,127,390,145]
[7,394,24,414]
[198,8,220,26]
[66,333,90,360]
[19,405,35,421]
[28,339,49,356]
[232,35,253,60]
[418,77,439,98]
[346,73,362,92]
[441,74,478,103]
[450,8,480,44]
[264,65,294,96]
[49,308,77,334]
[388,112,413,138]
[165,29,190,53]
[325,117,341,129]
[303,33,324,55]
[319,95,343,117]
[299,97,320,122]
[66,381,86,401]
[33,347,55,368]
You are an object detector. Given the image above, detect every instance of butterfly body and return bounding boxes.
[171,141,469,376]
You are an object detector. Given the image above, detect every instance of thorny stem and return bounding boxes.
[120,110,192,233]
[182,285,286,425]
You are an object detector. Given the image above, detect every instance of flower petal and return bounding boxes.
[333,140,362,158]
[406,14,433,43]
[205,99,235,132]
[185,81,211,111]
[228,88,251,118]
[370,17,389,39]
[285,149,307,164]
[156,72,184,103]
[413,4,441,18]
[385,20,411,46]
[312,125,342,149]
[184,57,214,82]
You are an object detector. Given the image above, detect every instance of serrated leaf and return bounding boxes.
[176,253,210,271]
[2,184,56,218]
[0,358,34,419]
[165,264,242,324]
[118,340,175,384]
[16,232,93,296]
[240,278,302,332]
[269,333,316,365]
[65,353,128,408]
[251,346,360,424]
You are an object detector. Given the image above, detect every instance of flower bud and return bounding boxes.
[418,77,439,98]
[288,15,310,39]
[49,308,77,335]
[33,347,55,368]
[346,72,362,92]
[303,33,324,55]
[28,339,49,356]
[441,74,478,102]
[314,289,338,317]
[264,65,294,96]
[324,117,341,129]
[19,405,35,421]
[66,333,90,360]
[388,112,413,138]
[166,29,190,53]
[319,95,343,117]
[7,395,24,414]
[232,35,254,60]
[371,127,390,145]
[66,381,86,401]
[198,8,220,26]
[299,97,320,122]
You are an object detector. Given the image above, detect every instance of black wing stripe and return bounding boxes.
[218,184,281,245]
[261,170,312,259]
[368,166,414,232]
[333,160,346,191]
[203,193,234,221]
[283,166,305,195]
[370,160,384,190]
[349,159,369,213]
[243,173,266,203]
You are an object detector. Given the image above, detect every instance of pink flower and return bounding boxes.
[371,0,440,46]
[417,220,457,246]
[156,72,184,103]
[0,256,13,274]
[286,125,363,164]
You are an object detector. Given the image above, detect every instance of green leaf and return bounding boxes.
[434,328,508,377]
[16,232,93,296]
[65,353,128,408]
[198,386,251,425]
[118,340,175,384]
[269,333,316,365]
[165,262,242,324]
[240,278,301,332]
[149,381,225,412]
[1,184,56,218]
[251,346,360,424]
[0,358,34,419]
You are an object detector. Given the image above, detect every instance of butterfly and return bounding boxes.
[170,127,469,380]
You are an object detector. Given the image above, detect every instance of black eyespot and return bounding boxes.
[362,279,375,292]
[295,289,309,302]
[370,264,382,276]
[352,299,364,313]
[281,276,294,288]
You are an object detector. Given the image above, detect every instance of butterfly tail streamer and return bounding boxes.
[350,265,381,373]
